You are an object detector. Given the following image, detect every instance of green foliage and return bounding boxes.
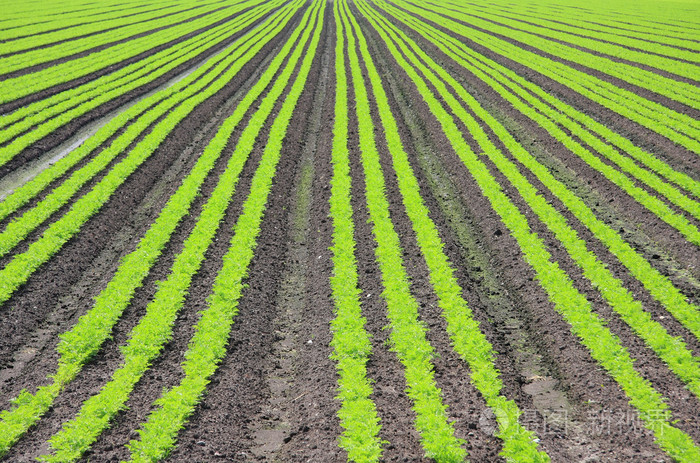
[0,2,302,457]
[329,1,383,460]
[125,2,324,461]
[0,2,254,105]
[393,0,700,153]
[369,1,700,459]
[0,0,282,169]
[355,2,549,461]
[339,1,467,460]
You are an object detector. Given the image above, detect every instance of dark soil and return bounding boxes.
[1,1,698,462]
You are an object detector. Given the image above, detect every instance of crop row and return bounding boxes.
[0,0,293,269]
[0,0,181,41]
[380,3,700,250]
[375,0,700,342]
[0,1,261,105]
[373,0,700,411]
[335,1,553,460]
[391,0,700,153]
[380,2,700,205]
[0,0,160,26]
[328,0,382,459]
[0,1,305,457]
[124,1,325,460]
[356,0,700,460]
[420,0,700,107]
[0,0,283,170]
[38,4,322,461]
[435,0,699,78]
[526,0,700,39]
[371,3,700,235]
[1,0,225,58]
[2,0,242,75]
[448,0,700,55]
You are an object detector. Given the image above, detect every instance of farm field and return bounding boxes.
[0,0,699,461]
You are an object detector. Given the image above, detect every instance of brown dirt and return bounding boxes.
[1,1,698,462]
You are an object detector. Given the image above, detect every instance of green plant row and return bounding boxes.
[422,28,700,200]
[0,2,252,105]
[423,1,700,105]
[439,0,699,70]
[1,0,205,55]
[328,1,382,460]
[352,2,551,461]
[379,4,700,225]
[340,2,468,460]
[1,0,235,75]
[0,0,155,26]
[123,3,325,461]
[368,0,700,400]
[0,2,302,457]
[0,1,287,260]
[362,2,700,460]
[0,0,178,41]
[0,0,298,303]
[394,0,700,153]
[39,4,316,462]
[513,0,700,40]
[0,0,282,225]
[0,0,279,169]
[424,0,700,111]
[378,0,700,343]
[451,0,700,55]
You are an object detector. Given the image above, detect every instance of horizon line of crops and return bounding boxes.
[373,4,700,223]
[437,0,699,73]
[419,0,700,107]
[0,0,299,304]
[123,3,325,461]
[408,0,700,133]
[339,1,468,460]
[0,3,256,105]
[350,1,552,460]
[526,9,700,45]
[0,0,226,56]
[425,0,700,96]
[0,1,304,456]
[375,0,700,345]
[407,0,700,126]
[357,2,700,459]
[442,0,700,56]
[1,0,242,75]
[523,0,700,37]
[452,0,700,55]
[366,0,700,400]
[328,0,382,459]
[0,0,182,41]
[391,0,700,153]
[0,0,160,26]
[0,0,282,170]
[39,4,317,461]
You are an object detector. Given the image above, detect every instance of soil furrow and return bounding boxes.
[363,6,673,460]
[0,11,296,375]
[0,16,301,458]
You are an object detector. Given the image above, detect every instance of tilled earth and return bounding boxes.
[1,1,699,462]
